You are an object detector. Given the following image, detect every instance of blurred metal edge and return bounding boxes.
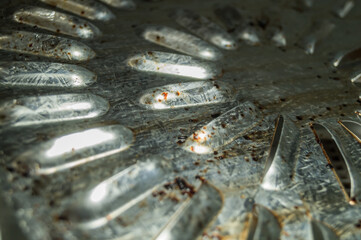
[0,192,27,240]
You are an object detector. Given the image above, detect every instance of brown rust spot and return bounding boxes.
[189,119,199,123]
[155,35,165,42]
[152,190,166,198]
[164,177,197,198]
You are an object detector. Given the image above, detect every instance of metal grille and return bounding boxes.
[0,0,361,239]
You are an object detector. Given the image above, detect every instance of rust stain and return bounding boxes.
[161,92,168,100]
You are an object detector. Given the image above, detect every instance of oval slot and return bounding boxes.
[142,25,223,61]
[0,31,96,61]
[39,0,115,21]
[128,51,220,79]
[214,6,261,46]
[311,123,359,204]
[0,61,96,88]
[14,125,133,175]
[334,0,354,18]
[63,160,169,229]
[174,9,237,50]
[0,93,109,127]
[13,6,101,39]
[139,81,232,110]
[332,48,361,68]
[182,102,262,154]
[299,21,334,55]
[261,115,300,191]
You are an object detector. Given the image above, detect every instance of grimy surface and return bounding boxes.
[0,0,361,239]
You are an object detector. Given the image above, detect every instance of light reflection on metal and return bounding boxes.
[13,6,101,39]
[0,94,109,127]
[46,129,114,158]
[174,9,237,50]
[0,61,96,88]
[63,160,169,229]
[334,0,354,18]
[128,51,220,79]
[0,31,96,61]
[183,102,261,154]
[312,123,361,204]
[14,125,133,175]
[142,25,223,61]
[39,0,115,21]
[261,115,300,191]
[339,120,361,143]
[139,81,232,110]
[300,21,335,55]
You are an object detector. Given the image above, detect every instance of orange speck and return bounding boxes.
[190,146,194,152]
[176,91,180,96]
[161,92,168,100]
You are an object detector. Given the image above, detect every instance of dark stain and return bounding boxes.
[211,113,221,119]
[355,220,361,228]
[189,119,199,123]
[164,177,197,198]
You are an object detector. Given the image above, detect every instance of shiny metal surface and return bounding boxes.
[0,0,361,239]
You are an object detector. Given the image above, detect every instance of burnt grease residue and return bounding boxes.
[152,177,197,202]
[164,177,196,197]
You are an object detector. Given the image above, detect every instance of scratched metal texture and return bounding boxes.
[0,0,361,239]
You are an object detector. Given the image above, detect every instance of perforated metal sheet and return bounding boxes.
[0,0,361,239]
